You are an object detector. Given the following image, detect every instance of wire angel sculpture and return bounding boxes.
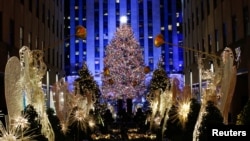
[3,46,54,141]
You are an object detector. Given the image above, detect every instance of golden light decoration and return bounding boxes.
[68,108,88,131]
[13,116,29,129]
[75,109,86,121]
[108,79,114,85]
[154,34,165,47]
[128,128,139,132]
[132,80,137,87]
[144,66,151,74]
[60,122,69,135]
[0,120,35,141]
[75,25,87,39]
[91,133,111,140]
[177,99,191,128]
[103,67,110,76]
[88,119,95,129]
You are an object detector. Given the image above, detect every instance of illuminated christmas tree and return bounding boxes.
[101,24,147,100]
[236,100,250,125]
[147,61,170,98]
[75,62,101,101]
[198,101,224,141]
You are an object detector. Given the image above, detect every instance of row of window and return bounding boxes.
[20,0,64,40]
[19,26,63,70]
[184,6,250,67]
[65,0,183,75]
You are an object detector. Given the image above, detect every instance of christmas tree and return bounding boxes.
[23,104,48,141]
[236,100,250,125]
[165,105,183,141]
[198,101,224,141]
[75,62,101,111]
[46,108,66,141]
[101,24,147,100]
[147,61,170,101]
[183,98,201,141]
[75,62,101,98]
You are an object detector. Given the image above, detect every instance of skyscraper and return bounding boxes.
[64,0,183,85]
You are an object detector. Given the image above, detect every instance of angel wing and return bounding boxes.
[218,47,237,124]
[4,57,23,120]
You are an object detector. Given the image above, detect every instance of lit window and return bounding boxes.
[75,17,79,20]
[176,22,180,26]
[104,13,108,16]
[116,0,119,3]
[161,27,165,30]
[75,51,79,55]
[75,40,79,43]
[67,55,69,58]
[169,61,173,65]
[148,36,153,39]
[104,34,108,39]
[176,12,179,18]
[149,58,153,63]
[67,16,70,19]
[68,26,70,29]
[95,60,99,64]
[83,51,86,55]
[168,25,172,30]
[75,6,78,10]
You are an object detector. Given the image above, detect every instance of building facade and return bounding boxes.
[64,0,183,85]
[183,0,250,123]
[0,0,65,115]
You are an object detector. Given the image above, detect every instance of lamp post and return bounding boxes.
[46,69,50,107]
[198,66,202,101]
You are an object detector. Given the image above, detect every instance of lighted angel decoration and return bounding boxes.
[218,47,237,124]
[52,69,98,134]
[52,78,71,126]
[193,46,238,140]
[3,46,54,141]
